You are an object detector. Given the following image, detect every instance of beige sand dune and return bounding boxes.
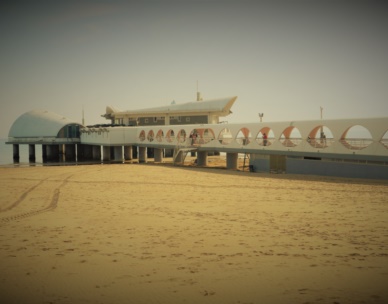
[0,163,387,304]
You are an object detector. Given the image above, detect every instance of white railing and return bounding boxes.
[7,137,80,143]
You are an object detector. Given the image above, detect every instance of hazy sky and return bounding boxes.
[1,0,387,138]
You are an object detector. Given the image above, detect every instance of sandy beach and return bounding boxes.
[0,162,387,304]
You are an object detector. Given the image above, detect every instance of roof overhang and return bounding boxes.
[102,96,237,119]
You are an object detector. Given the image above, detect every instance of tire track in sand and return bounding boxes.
[0,178,49,213]
[0,174,73,224]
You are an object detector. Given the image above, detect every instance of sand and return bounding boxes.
[0,162,387,304]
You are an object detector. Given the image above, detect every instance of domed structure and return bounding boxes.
[8,110,82,141]
[7,110,83,163]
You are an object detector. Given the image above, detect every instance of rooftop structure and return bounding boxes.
[101,96,237,126]
[7,110,82,143]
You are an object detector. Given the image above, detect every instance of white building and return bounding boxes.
[101,96,237,126]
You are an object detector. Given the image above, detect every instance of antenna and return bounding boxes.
[196,80,202,101]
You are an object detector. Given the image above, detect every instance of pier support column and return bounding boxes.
[28,144,36,162]
[154,148,163,163]
[103,146,111,162]
[13,144,20,162]
[58,145,65,162]
[65,144,76,162]
[197,151,208,166]
[173,149,184,164]
[138,147,147,163]
[92,145,101,161]
[226,152,239,170]
[124,146,133,161]
[113,146,123,162]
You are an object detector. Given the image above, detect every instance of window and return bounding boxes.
[145,118,149,123]
[186,117,190,122]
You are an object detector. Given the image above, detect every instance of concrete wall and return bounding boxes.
[250,153,388,180]
[249,158,269,172]
[287,158,388,180]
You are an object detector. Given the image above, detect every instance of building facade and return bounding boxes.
[101,96,237,127]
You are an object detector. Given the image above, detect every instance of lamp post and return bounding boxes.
[258,113,264,123]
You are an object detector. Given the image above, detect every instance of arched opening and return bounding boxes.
[156,129,164,142]
[236,128,252,146]
[280,126,302,147]
[166,129,175,143]
[139,130,146,142]
[147,130,154,142]
[380,130,388,149]
[190,128,216,145]
[256,127,275,146]
[177,129,186,143]
[307,125,334,148]
[340,125,373,150]
[218,128,233,145]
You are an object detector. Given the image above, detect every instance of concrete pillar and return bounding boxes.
[28,144,36,162]
[103,146,111,161]
[65,144,76,161]
[58,145,65,162]
[124,146,133,160]
[154,148,163,162]
[197,151,208,166]
[92,145,101,161]
[42,145,47,162]
[173,149,184,163]
[113,146,123,162]
[13,144,20,162]
[226,152,239,170]
[139,147,147,163]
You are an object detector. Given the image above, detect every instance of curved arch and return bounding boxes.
[147,130,154,142]
[380,129,388,149]
[307,125,334,148]
[236,128,252,145]
[280,126,302,147]
[166,129,175,143]
[177,129,186,143]
[156,129,164,142]
[340,125,373,150]
[203,128,215,144]
[256,127,275,146]
[190,128,216,145]
[139,130,146,142]
[218,128,233,145]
